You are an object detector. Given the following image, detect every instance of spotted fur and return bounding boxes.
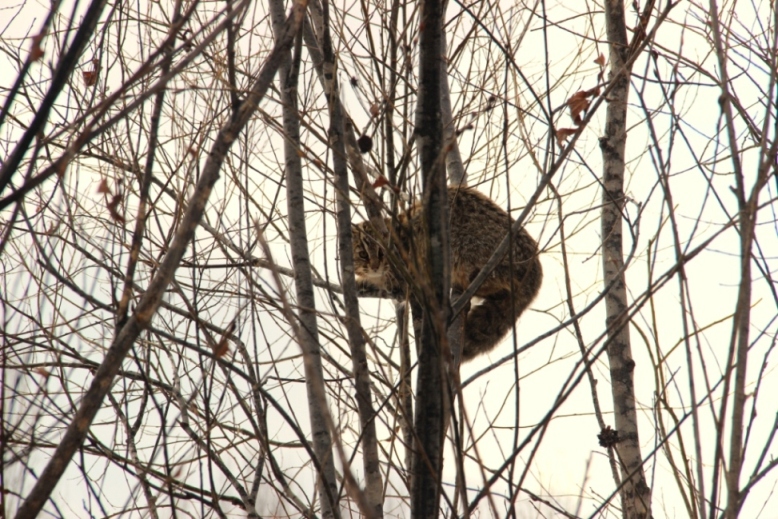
[352,186,542,361]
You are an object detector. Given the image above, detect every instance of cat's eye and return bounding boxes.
[358,250,369,261]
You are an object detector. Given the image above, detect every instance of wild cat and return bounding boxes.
[352,186,542,361]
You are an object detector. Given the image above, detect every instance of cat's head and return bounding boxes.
[352,222,388,280]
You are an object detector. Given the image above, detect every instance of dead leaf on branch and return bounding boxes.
[213,336,230,358]
[30,32,45,62]
[213,319,237,358]
[83,58,101,86]
[97,177,126,224]
[107,194,125,224]
[372,175,389,189]
[595,53,606,83]
[567,91,589,125]
[371,175,400,194]
[96,178,110,194]
[566,87,600,126]
[83,70,97,86]
[555,127,578,146]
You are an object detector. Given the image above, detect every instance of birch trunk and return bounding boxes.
[600,1,651,517]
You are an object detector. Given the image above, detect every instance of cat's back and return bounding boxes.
[447,186,517,254]
[448,186,510,232]
[403,185,538,265]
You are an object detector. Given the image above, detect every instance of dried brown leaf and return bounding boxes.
[83,70,98,86]
[372,175,389,189]
[567,91,591,125]
[555,127,578,146]
[107,194,125,223]
[30,32,45,62]
[213,337,230,358]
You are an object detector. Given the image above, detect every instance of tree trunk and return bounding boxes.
[411,0,449,516]
[269,1,341,517]
[317,0,385,516]
[600,1,651,517]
